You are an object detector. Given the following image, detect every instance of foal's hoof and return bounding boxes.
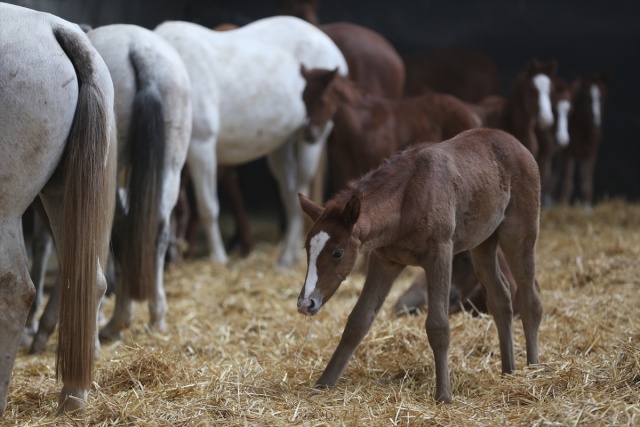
[434,393,454,404]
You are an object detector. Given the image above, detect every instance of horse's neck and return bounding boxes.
[502,79,535,139]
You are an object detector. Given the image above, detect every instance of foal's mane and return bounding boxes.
[331,144,423,210]
[331,74,369,106]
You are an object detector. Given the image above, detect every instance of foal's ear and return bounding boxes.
[321,67,339,86]
[341,195,360,226]
[298,193,323,222]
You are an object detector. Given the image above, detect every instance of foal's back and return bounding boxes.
[396,129,540,251]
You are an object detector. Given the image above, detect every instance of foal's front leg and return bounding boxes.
[316,253,404,387]
[423,242,454,404]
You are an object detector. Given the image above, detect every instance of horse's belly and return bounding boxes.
[216,125,300,165]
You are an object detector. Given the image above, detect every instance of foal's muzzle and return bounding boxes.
[297,295,322,316]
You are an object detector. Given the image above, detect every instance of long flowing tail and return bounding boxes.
[53,26,114,389]
[121,47,165,301]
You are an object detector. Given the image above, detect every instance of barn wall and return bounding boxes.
[3,0,639,204]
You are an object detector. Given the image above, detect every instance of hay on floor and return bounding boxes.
[7,200,640,426]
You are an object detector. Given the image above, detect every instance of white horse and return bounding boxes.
[155,16,348,267]
[0,3,116,414]
[24,24,193,346]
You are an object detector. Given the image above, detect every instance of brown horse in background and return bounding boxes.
[297,128,542,403]
[301,66,480,196]
[475,58,558,159]
[536,78,572,206]
[558,73,608,207]
[403,47,501,103]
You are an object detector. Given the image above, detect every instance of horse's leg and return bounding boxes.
[558,151,575,205]
[422,241,454,404]
[578,154,597,208]
[24,204,53,337]
[0,219,35,415]
[469,234,515,373]
[29,277,61,354]
[393,272,428,316]
[219,166,254,257]
[315,252,404,387]
[100,198,133,341]
[188,136,227,264]
[268,126,331,267]
[497,219,542,366]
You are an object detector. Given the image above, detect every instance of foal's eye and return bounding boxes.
[332,250,344,260]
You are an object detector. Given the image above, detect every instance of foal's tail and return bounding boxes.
[53,26,115,390]
[121,47,166,301]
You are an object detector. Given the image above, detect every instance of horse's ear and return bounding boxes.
[321,67,339,86]
[298,193,322,222]
[526,58,541,75]
[341,195,360,226]
[547,59,558,77]
[300,64,310,79]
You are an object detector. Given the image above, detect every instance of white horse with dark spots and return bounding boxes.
[155,17,348,267]
[297,128,543,403]
[0,4,116,414]
[24,23,193,348]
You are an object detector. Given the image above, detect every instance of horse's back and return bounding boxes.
[0,4,82,214]
[89,24,191,163]
[321,22,404,98]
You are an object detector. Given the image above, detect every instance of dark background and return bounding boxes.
[5,0,640,208]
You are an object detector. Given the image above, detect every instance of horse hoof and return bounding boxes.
[99,325,123,342]
[29,335,48,355]
[149,320,167,334]
[57,386,87,415]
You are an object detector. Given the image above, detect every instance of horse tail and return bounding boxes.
[121,47,166,301]
[53,26,114,389]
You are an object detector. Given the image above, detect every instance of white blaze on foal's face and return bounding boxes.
[555,100,571,146]
[533,74,554,128]
[303,231,330,298]
[590,84,602,126]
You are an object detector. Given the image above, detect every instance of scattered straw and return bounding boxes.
[7,200,640,425]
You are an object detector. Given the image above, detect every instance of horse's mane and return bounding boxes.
[331,144,424,209]
[332,74,369,106]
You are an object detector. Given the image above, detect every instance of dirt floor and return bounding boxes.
[6,200,640,426]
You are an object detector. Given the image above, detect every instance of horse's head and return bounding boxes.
[297,192,361,316]
[301,65,339,142]
[278,0,321,25]
[552,78,572,146]
[525,58,558,129]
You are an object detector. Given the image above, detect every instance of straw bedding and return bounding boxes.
[6,200,640,426]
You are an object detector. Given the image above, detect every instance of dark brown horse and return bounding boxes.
[536,78,572,206]
[297,128,542,403]
[476,58,558,159]
[403,47,501,103]
[558,73,608,207]
[301,66,480,195]
[394,249,519,317]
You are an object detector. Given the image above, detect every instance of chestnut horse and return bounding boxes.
[301,67,480,195]
[476,58,558,159]
[297,128,542,403]
[0,4,116,414]
[536,78,572,206]
[394,249,519,317]
[558,73,608,207]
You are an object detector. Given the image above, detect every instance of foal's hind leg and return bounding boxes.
[0,219,36,415]
[469,234,515,373]
[497,220,542,366]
